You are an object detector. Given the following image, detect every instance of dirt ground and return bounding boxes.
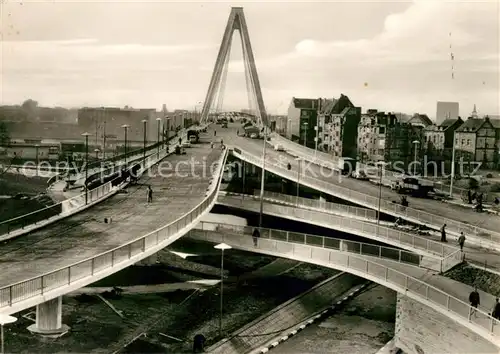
[445,263,500,296]
[270,285,397,354]
[4,251,335,354]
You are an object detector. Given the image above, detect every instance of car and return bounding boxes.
[182,142,191,148]
[274,144,284,151]
[250,133,258,139]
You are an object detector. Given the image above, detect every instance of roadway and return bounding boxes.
[215,123,500,238]
[0,128,222,289]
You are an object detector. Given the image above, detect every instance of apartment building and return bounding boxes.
[357,110,398,163]
[286,98,321,147]
[454,116,499,169]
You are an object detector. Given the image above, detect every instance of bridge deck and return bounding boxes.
[0,131,221,288]
[217,124,500,236]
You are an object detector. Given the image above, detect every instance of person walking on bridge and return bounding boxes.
[440,224,447,242]
[469,286,480,318]
[252,228,260,246]
[458,232,466,251]
[492,298,500,320]
[147,186,153,203]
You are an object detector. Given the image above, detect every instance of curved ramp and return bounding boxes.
[216,194,462,272]
[231,147,500,250]
[0,148,228,316]
[188,222,500,348]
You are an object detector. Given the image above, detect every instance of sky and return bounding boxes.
[0,0,499,118]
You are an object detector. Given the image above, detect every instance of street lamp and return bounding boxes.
[214,242,232,338]
[156,117,161,157]
[142,119,147,163]
[295,157,302,203]
[0,314,17,354]
[164,116,170,145]
[122,124,130,166]
[34,144,39,177]
[412,140,420,176]
[82,132,90,205]
[449,132,457,197]
[375,161,389,227]
[258,126,268,229]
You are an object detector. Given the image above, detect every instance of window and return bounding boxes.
[433,136,436,143]
[461,139,465,145]
[467,139,471,146]
[379,126,385,134]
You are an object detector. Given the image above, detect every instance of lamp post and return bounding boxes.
[0,314,17,354]
[214,242,232,338]
[258,126,268,229]
[156,117,161,157]
[314,124,319,158]
[375,161,388,228]
[164,116,170,145]
[82,132,90,205]
[449,133,456,197]
[34,144,39,177]
[142,119,147,163]
[412,140,420,176]
[122,124,130,166]
[295,157,302,203]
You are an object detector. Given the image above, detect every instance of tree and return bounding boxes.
[21,99,38,118]
[0,122,9,146]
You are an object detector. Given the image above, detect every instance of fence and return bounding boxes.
[217,193,459,260]
[254,189,377,220]
[0,139,175,238]
[0,149,228,312]
[189,223,500,343]
[233,149,500,244]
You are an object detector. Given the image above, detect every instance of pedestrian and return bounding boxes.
[458,232,466,251]
[237,129,239,136]
[395,217,402,227]
[440,223,447,242]
[287,162,292,170]
[147,186,153,203]
[214,130,217,137]
[469,286,480,318]
[252,228,260,246]
[492,298,500,320]
[467,189,472,204]
[495,197,499,206]
[210,141,214,149]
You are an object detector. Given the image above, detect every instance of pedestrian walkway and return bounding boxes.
[188,222,500,348]
[0,129,226,316]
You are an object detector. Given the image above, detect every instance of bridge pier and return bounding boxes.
[27,296,70,337]
[137,253,158,266]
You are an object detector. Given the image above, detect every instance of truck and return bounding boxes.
[187,129,200,143]
[338,157,356,176]
[391,177,434,197]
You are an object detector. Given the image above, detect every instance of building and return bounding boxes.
[357,110,398,163]
[286,98,321,147]
[454,115,499,169]
[423,117,463,172]
[407,113,433,128]
[317,95,360,158]
[436,102,459,125]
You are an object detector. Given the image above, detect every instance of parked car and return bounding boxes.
[274,144,284,151]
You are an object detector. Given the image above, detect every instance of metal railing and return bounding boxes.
[189,222,500,343]
[0,149,228,312]
[0,140,176,237]
[194,222,422,267]
[217,193,459,260]
[233,149,500,244]
[254,189,377,220]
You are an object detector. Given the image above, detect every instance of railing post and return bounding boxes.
[426,239,430,251]
[91,258,95,275]
[384,268,388,281]
[68,267,71,285]
[366,260,369,272]
[468,306,472,321]
[142,237,146,252]
[441,245,444,257]
[405,276,408,289]
[360,243,362,254]
[379,247,382,258]
[425,286,429,299]
[286,231,289,242]
[111,251,115,266]
[128,244,132,259]
[322,237,325,248]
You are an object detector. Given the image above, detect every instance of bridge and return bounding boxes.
[1,6,500,354]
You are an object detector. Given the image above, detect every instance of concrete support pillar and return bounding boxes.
[138,253,158,266]
[27,296,70,336]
